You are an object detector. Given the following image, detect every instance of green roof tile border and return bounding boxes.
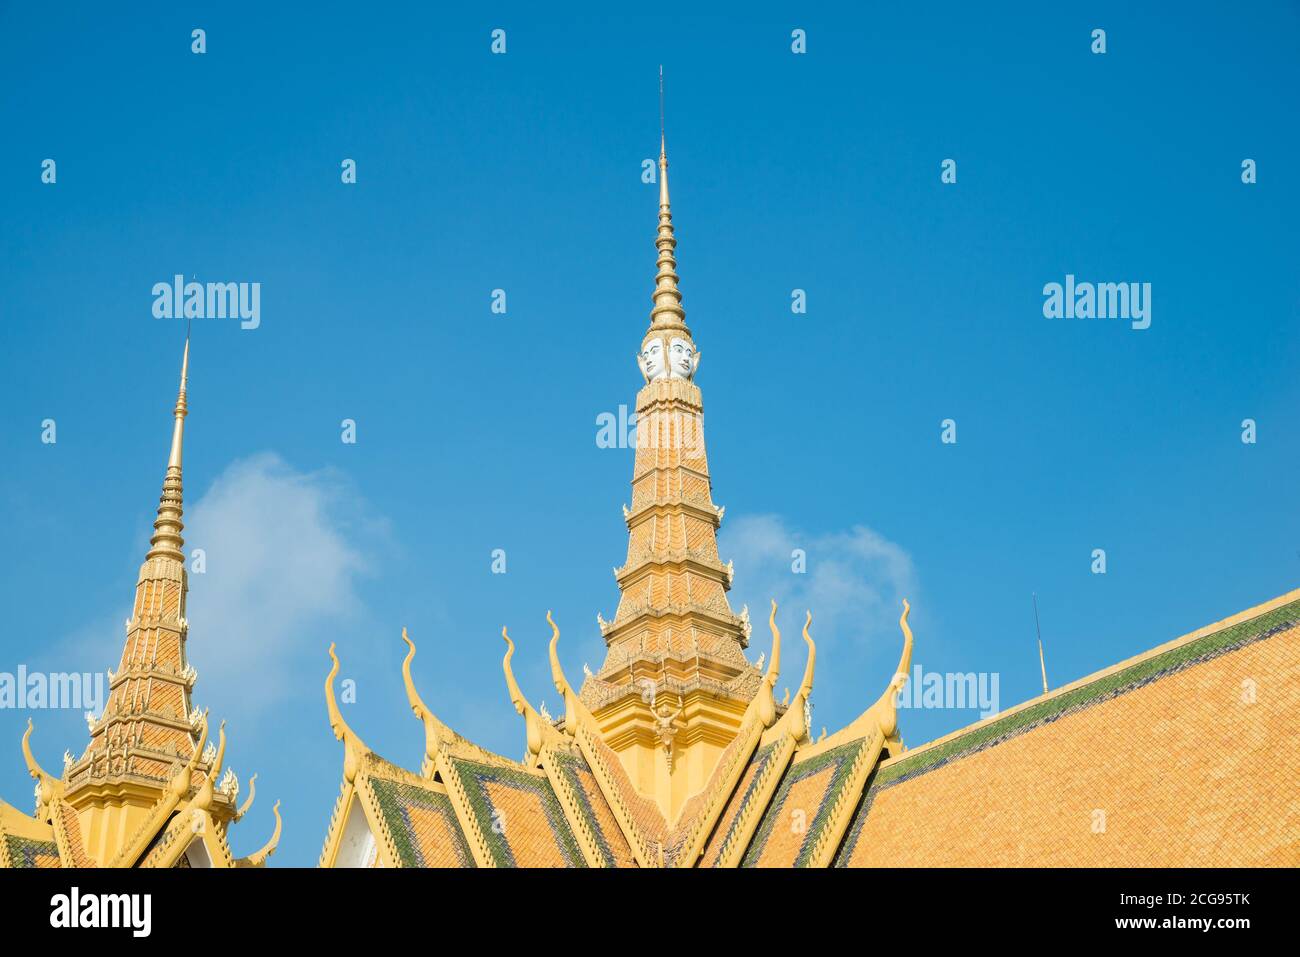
[548,748,626,867]
[706,740,780,867]
[833,601,1296,866]
[3,833,60,869]
[368,775,475,868]
[448,757,586,868]
[742,738,867,868]
[881,599,1298,793]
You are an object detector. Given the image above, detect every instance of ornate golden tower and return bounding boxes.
[579,131,761,817]
[1,340,279,869]
[58,339,232,855]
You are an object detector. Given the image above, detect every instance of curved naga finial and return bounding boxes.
[194,721,227,810]
[244,800,283,866]
[326,644,367,783]
[742,600,783,728]
[236,773,258,819]
[788,611,817,742]
[546,611,598,737]
[873,599,914,744]
[22,719,64,818]
[169,712,210,800]
[502,626,546,764]
[402,627,459,775]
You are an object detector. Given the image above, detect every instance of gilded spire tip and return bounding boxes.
[646,68,688,339]
[146,336,191,562]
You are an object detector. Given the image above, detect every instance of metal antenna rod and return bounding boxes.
[1033,592,1049,694]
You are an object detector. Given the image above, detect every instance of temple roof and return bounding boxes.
[0,798,59,869]
[320,587,1300,867]
[320,600,916,867]
[316,116,1299,868]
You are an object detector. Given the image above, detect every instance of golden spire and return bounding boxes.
[649,67,689,337]
[588,74,749,817]
[146,336,190,562]
[66,332,204,807]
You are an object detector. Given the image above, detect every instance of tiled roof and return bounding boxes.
[545,746,636,867]
[742,738,870,867]
[835,596,1300,867]
[54,803,95,867]
[443,756,585,868]
[700,739,784,867]
[367,774,475,868]
[3,834,61,869]
[318,590,1300,868]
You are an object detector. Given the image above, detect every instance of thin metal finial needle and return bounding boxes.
[659,65,665,145]
[1033,592,1049,694]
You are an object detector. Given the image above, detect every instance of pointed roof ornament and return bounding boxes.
[146,334,190,562]
[325,644,368,783]
[22,720,63,819]
[242,800,282,866]
[236,773,258,820]
[745,601,783,728]
[402,627,464,776]
[501,627,548,764]
[774,611,817,744]
[546,611,598,737]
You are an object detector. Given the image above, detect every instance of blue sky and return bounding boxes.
[1,2,1297,866]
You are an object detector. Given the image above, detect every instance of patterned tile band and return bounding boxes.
[368,776,475,868]
[4,834,61,869]
[548,748,635,867]
[833,600,1299,866]
[742,738,867,868]
[448,758,586,868]
[700,740,780,867]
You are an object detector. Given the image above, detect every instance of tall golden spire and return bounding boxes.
[146,337,189,562]
[649,67,689,337]
[581,77,756,817]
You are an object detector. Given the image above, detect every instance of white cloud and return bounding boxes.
[180,453,382,708]
[720,514,918,659]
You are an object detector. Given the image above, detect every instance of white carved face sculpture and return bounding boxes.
[668,337,697,379]
[638,338,667,381]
